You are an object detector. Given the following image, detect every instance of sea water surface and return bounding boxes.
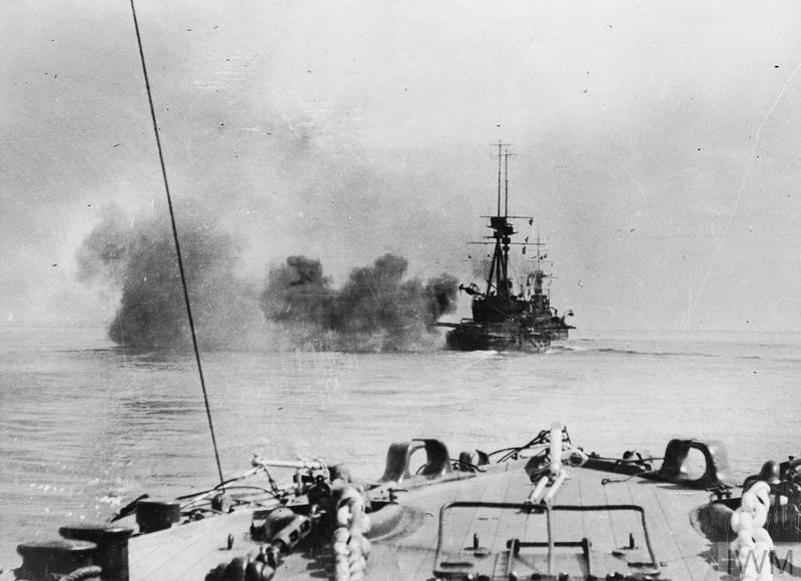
[1,325,800,569]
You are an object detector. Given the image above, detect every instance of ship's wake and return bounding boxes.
[593,347,720,358]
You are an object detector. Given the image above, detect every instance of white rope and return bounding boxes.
[731,481,774,581]
[333,487,371,581]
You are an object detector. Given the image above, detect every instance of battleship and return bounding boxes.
[438,145,574,352]
[6,4,800,580]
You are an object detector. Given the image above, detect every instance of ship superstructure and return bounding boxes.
[441,143,574,351]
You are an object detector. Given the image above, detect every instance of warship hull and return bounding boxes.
[546,327,570,341]
[445,321,550,352]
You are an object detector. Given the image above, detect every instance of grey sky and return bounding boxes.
[2,0,800,332]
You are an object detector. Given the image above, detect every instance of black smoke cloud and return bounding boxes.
[77,205,261,351]
[77,207,458,352]
[261,254,458,352]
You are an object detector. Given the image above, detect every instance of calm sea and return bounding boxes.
[1,325,799,569]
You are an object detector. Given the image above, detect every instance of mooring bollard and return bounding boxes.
[16,539,97,580]
[59,522,134,581]
[135,499,181,533]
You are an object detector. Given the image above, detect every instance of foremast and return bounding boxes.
[484,141,516,306]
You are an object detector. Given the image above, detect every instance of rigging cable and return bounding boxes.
[128,0,225,485]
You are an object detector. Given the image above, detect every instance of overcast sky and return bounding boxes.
[2,0,801,333]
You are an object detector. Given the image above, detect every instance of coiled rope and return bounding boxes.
[332,487,371,581]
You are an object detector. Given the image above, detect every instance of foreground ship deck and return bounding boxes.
[7,429,800,580]
[125,467,700,579]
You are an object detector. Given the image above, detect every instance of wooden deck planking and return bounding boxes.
[587,475,678,564]
[473,466,527,552]
[596,474,659,556]
[375,473,496,579]
[414,468,518,579]
[480,467,533,578]
[379,465,527,580]
[545,470,644,577]
[539,468,716,580]
[130,510,260,580]
[625,478,713,580]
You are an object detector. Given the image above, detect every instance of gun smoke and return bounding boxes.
[77,208,458,352]
[261,254,458,352]
[77,206,260,351]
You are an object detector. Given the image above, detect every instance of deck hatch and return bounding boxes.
[433,501,661,580]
